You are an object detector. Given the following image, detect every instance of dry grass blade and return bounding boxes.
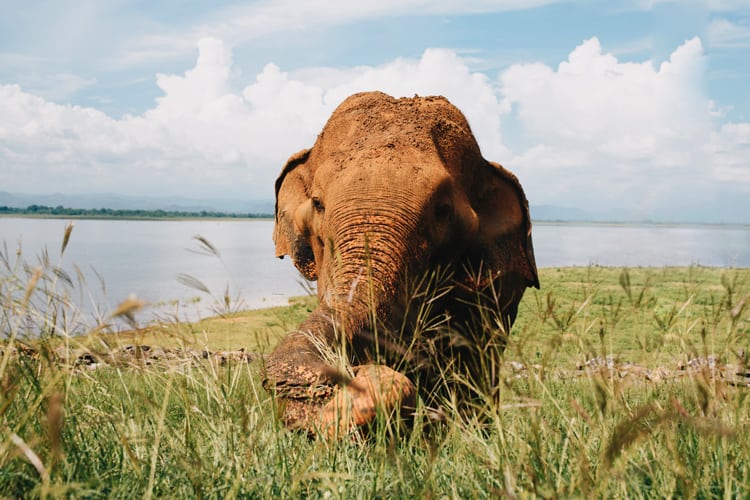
[90,265,107,294]
[47,392,65,463]
[10,433,48,482]
[110,295,146,319]
[300,327,355,380]
[22,267,44,309]
[730,292,749,320]
[61,221,74,256]
[669,398,736,437]
[177,273,212,295]
[72,263,87,289]
[605,403,663,467]
[0,241,11,272]
[53,266,74,288]
[189,235,221,258]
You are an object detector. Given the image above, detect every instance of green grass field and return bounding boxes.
[1,252,749,497]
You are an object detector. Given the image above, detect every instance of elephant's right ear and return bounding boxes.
[273,148,318,281]
[472,161,539,289]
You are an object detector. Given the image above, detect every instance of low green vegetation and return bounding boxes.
[1,238,749,497]
[0,205,271,220]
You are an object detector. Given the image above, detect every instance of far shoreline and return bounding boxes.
[0,213,274,222]
[531,219,750,230]
[2,213,748,229]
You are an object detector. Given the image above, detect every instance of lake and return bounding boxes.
[1,217,748,322]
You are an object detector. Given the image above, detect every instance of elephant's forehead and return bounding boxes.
[315,149,443,189]
[312,98,481,172]
[315,95,469,153]
[318,120,436,157]
[315,126,442,176]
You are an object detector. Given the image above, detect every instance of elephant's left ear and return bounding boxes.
[274,148,318,280]
[471,161,539,288]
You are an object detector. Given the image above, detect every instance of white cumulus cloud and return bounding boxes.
[499,36,750,219]
[0,38,506,200]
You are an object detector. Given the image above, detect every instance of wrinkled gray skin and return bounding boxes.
[263,91,539,432]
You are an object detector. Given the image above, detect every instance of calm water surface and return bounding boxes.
[1,218,302,321]
[533,222,750,268]
[1,218,748,321]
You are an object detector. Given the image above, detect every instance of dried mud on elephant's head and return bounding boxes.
[308,92,485,186]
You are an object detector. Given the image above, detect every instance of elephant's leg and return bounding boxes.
[268,361,416,438]
[263,329,337,430]
[264,311,416,438]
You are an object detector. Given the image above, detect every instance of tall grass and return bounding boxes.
[1,227,749,497]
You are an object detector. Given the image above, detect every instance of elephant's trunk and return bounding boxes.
[264,194,422,400]
[323,193,422,336]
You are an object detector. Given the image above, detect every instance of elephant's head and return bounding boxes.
[266,91,538,435]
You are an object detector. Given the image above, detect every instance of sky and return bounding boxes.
[1,1,749,223]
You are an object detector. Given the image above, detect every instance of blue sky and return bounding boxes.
[1,0,749,222]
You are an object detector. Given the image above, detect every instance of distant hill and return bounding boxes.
[530,204,596,222]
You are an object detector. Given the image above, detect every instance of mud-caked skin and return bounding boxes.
[263,91,539,437]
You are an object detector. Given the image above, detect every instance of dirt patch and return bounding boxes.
[1,343,261,370]
[504,354,750,387]
[3,344,748,387]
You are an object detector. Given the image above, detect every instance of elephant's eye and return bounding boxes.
[312,197,325,213]
[435,203,452,221]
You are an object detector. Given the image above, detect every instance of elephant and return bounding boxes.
[263,91,539,438]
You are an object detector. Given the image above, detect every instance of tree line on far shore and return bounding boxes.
[0,204,272,219]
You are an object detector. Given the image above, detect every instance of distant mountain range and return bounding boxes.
[1,191,744,224]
